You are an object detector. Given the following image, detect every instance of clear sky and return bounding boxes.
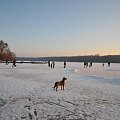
[0,0,120,57]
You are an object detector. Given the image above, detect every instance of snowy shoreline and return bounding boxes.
[0,62,120,120]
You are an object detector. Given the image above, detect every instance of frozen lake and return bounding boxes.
[0,62,120,120]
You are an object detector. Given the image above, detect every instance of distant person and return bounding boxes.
[12,59,16,67]
[48,60,50,67]
[84,62,88,68]
[103,63,104,67]
[64,61,66,68]
[89,62,92,67]
[86,62,88,67]
[6,61,9,65]
[53,61,55,68]
[51,62,53,68]
[51,61,55,68]
[84,62,86,68]
[108,62,110,67]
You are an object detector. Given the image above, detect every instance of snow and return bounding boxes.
[0,62,120,120]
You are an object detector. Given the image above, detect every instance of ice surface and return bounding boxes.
[0,62,120,120]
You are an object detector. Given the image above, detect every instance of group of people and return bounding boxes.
[103,62,111,67]
[5,60,111,68]
[48,61,55,68]
[84,62,111,68]
[48,61,111,69]
[84,62,92,68]
[48,61,67,68]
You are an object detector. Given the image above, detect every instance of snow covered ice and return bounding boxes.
[0,62,120,120]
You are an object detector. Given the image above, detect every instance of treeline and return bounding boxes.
[17,55,120,63]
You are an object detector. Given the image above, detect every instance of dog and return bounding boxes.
[53,77,67,91]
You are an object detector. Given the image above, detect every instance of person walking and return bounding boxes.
[12,59,16,67]
[51,62,53,68]
[48,60,50,67]
[53,61,55,68]
[64,61,66,68]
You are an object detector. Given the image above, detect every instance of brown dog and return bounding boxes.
[53,77,67,91]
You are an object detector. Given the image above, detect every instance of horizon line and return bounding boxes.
[17,54,120,58]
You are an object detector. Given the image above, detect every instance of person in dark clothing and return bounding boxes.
[53,61,55,68]
[89,62,92,67]
[103,63,104,67]
[64,61,66,68]
[84,62,88,68]
[12,59,16,67]
[108,62,110,67]
[6,61,9,65]
[48,60,50,67]
[51,62,53,68]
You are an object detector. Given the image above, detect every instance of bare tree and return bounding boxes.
[0,40,16,61]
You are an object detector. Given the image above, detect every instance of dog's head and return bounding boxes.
[63,77,67,81]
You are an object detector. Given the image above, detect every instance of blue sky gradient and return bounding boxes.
[0,0,120,57]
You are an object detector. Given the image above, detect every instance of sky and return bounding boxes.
[0,0,120,57]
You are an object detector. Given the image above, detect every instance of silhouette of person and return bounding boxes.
[6,61,8,65]
[12,59,16,67]
[48,60,50,67]
[103,63,104,67]
[51,62,53,68]
[89,62,92,67]
[53,61,55,68]
[108,62,110,67]
[84,62,88,68]
[64,61,66,68]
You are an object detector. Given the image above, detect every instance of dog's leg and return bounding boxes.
[56,87,58,91]
[61,85,62,90]
[63,84,64,90]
